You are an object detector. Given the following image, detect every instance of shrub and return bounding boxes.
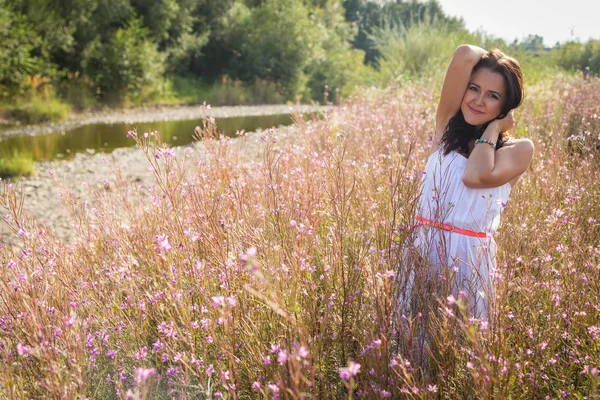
[0,149,33,178]
[370,22,482,87]
[11,97,71,124]
[227,0,325,98]
[82,17,166,104]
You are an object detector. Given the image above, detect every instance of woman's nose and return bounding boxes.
[474,93,485,106]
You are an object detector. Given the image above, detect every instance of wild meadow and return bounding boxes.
[0,76,599,399]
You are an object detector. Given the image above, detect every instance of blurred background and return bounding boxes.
[0,0,597,124]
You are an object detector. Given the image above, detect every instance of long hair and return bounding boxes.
[441,49,524,156]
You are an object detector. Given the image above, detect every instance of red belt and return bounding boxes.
[415,216,490,238]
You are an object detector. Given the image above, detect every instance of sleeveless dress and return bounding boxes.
[412,148,511,318]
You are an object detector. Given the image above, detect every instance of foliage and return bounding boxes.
[550,40,600,78]
[226,0,325,98]
[165,75,286,106]
[343,0,464,64]
[0,3,44,95]
[81,18,166,103]
[369,21,477,86]
[0,0,598,115]
[0,149,34,178]
[305,0,375,100]
[11,97,71,124]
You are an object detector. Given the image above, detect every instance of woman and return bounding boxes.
[413,45,534,319]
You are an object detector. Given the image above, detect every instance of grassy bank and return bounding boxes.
[0,76,297,126]
[0,149,34,179]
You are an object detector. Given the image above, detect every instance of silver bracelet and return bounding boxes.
[474,138,495,148]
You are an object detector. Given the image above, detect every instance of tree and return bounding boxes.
[82,17,165,102]
[512,34,546,51]
[343,0,463,64]
[226,0,326,97]
[0,2,45,95]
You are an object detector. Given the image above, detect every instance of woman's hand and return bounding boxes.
[490,110,515,133]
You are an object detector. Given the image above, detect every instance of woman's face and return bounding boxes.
[461,68,506,128]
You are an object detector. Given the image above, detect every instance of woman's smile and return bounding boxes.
[467,105,484,115]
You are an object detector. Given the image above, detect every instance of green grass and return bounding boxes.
[163,75,286,106]
[11,97,71,124]
[0,149,34,178]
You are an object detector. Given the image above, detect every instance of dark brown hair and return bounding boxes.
[441,48,524,156]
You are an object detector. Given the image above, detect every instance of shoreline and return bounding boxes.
[0,103,325,139]
[0,107,318,246]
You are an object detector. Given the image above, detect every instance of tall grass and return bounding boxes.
[10,98,71,124]
[0,76,599,398]
[3,76,72,124]
[369,22,480,87]
[369,22,568,91]
[0,149,34,178]
[165,75,287,106]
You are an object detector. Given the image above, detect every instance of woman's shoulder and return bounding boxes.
[499,137,535,166]
[503,137,535,153]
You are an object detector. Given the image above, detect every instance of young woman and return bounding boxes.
[413,45,534,319]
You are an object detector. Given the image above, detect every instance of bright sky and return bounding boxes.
[436,0,600,47]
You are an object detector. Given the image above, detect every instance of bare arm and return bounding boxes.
[462,111,535,188]
[434,45,487,146]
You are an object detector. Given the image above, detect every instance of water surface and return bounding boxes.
[0,114,293,161]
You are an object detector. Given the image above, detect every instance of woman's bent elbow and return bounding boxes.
[462,174,483,188]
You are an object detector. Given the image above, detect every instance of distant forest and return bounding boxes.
[0,0,598,112]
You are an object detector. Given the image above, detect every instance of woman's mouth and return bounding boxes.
[468,106,484,115]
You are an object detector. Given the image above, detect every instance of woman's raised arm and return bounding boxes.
[434,45,487,145]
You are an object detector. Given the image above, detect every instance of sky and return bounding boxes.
[435,0,600,47]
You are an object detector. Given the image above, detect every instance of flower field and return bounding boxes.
[1,77,599,399]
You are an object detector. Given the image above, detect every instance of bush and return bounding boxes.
[0,149,33,178]
[370,21,479,86]
[166,75,286,106]
[227,0,324,98]
[82,17,166,104]
[0,3,46,96]
[11,97,71,124]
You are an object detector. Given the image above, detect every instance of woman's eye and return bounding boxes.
[469,86,478,91]
[490,94,499,100]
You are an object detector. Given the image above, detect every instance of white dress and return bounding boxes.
[412,148,511,318]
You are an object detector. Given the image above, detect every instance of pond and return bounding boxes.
[0,113,294,161]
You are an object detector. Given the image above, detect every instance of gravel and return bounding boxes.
[0,104,323,247]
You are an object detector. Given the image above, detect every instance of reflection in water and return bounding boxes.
[0,114,294,161]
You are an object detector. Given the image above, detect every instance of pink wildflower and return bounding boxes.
[17,343,30,356]
[155,234,171,252]
[298,346,309,358]
[277,350,287,365]
[135,367,156,383]
[339,361,361,380]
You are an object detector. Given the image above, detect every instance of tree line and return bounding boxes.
[0,0,597,109]
[0,0,462,104]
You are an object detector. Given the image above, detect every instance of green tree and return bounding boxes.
[306,0,372,99]
[227,0,326,98]
[189,0,243,79]
[580,40,600,76]
[511,34,546,51]
[343,0,463,64]
[5,0,133,70]
[554,41,585,71]
[0,2,44,95]
[82,17,165,102]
